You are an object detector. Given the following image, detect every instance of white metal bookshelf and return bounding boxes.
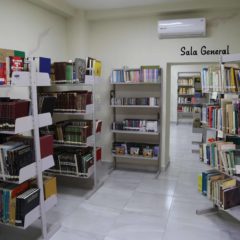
[111,68,162,173]
[40,74,101,187]
[196,53,240,222]
[0,60,59,239]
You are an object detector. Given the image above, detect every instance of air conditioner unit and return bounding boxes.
[158,18,206,39]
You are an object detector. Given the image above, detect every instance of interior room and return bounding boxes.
[0,0,240,239]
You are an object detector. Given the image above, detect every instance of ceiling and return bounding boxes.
[64,0,201,10]
[27,0,240,19]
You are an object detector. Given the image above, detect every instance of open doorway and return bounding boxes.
[165,62,217,176]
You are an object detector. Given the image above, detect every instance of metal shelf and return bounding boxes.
[112,154,158,161]
[110,105,159,109]
[112,130,159,135]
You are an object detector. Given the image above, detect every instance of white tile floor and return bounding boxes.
[1,123,240,239]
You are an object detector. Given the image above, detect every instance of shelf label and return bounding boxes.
[217,130,224,138]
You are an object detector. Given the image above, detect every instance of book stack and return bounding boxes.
[200,170,240,210]
[0,141,33,178]
[200,140,240,176]
[113,142,159,158]
[52,57,101,82]
[112,119,158,133]
[202,99,240,134]
[201,65,240,93]
[141,66,160,83]
[111,65,161,83]
[178,87,195,95]
[111,97,159,106]
[50,146,94,176]
[52,91,92,112]
[54,120,93,144]
[178,106,201,113]
[0,98,30,130]
[178,78,194,86]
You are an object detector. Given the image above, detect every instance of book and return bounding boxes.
[74,58,86,82]
[15,188,40,227]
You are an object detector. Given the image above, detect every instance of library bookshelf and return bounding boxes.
[110,66,162,173]
[0,60,59,239]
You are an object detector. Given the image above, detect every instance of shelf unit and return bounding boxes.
[197,53,240,222]
[40,75,101,187]
[111,67,162,173]
[177,72,206,124]
[0,60,58,239]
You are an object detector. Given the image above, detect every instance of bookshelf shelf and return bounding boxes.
[110,105,159,109]
[112,154,158,161]
[112,130,160,135]
[53,104,93,115]
[0,113,52,134]
[11,71,51,86]
[111,65,162,173]
[111,82,160,85]
[47,164,94,179]
[0,155,54,184]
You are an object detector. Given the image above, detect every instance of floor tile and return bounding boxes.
[124,191,173,217]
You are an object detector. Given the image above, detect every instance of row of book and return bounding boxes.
[112,119,158,133]
[0,175,56,226]
[199,170,240,209]
[0,48,102,85]
[49,147,96,176]
[0,135,53,180]
[200,139,240,176]
[178,78,194,86]
[111,97,159,106]
[40,91,92,113]
[201,65,240,93]
[54,120,102,145]
[202,99,240,134]
[113,142,159,158]
[178,87,195,95]
[111,66,161,83]
[51,57,102,82]
[0,98,30,130]
[177,106,201,113]
[178,97,193,104]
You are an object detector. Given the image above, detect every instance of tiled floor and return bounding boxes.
[1,123,240,239]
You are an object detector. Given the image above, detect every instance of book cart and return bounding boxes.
[110,67,162,174]
[196,53,240,221]
[0,59,59,239]
[40,74,101,188]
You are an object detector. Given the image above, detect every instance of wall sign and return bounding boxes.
[180,45,230,56]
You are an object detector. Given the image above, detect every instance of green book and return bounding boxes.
[66,63,73,81]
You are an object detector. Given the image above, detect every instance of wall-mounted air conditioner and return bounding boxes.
[158,18,206,39]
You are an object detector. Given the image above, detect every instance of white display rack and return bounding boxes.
[47,165,94,179]
[11,71,51,86]
[39,74,101,187]
[0,113,52,134]
[0,59,59,239]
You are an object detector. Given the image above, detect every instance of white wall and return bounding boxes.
[0,0,68,98]
[85,10,240,168]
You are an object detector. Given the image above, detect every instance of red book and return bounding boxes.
[9,56,24,77]
[40,135,53,159]
[0,62,6,85]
